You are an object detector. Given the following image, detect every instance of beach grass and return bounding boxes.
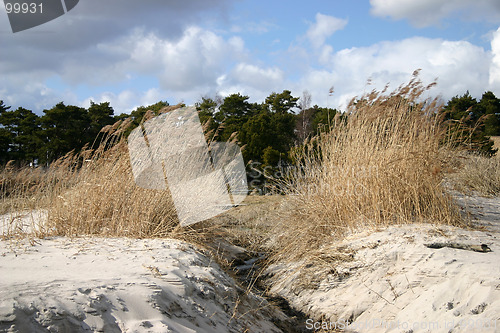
[449,152,500,197]
[0,115,217,243]
[270,76,467,261]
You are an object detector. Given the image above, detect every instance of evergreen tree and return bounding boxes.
[310,105,338,133]
[442,92,496,156]
[443,92,480,123]
[115,101,169,137]
[0,105,41,164]
[39,103,90,163]
[0,127,10,165]
[196,96,222,142]
[264,90,299,114]
[216,94,258,141]
[87,101,115,145]
[0,100,12,164]
[238,106,296,164]
[0,100,9,113]
[196,96,218,123]
[478,91,500,136]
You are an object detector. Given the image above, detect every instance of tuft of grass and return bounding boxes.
[1,108,217,243]
[449,153,500,197]
[1,157,76,240]
[272,76,466,261]
[0,162,44,215]
[46,139,180,238]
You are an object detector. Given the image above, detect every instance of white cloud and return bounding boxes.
[297,36,494,109]
[2,2,500,119]
[318,45,334,65]
[370,0,500,27]
[306,13,347,49]
[82,88,167,115]
[214,63,287,102]
[54,26,246,91]
[89,27,245,93]
[490,28,500,90]
[0,24,246,114]
[0,0,235,114]
[0,71,79,113]
[230,63,284,88]
[1,0,231,50]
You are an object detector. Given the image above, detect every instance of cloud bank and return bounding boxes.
[0,4,499,115]
[370,0,500,27]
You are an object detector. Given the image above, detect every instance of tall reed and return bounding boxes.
[1,109,212,241]
[273,76,466,260]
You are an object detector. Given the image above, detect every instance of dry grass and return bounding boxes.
[1,110,217,243]
[46,140,180,238]
[0,158,77,216]
[491,136,500,157]
[449,153,500,197]
[1,156,83,240]
[209,195,284,253]
[272,76,467,261]
[0,163,46,215]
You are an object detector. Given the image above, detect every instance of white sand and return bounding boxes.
[267,196,500,332]
[0,210,47,237]
[1,195,499,332]
[0,236,285,332]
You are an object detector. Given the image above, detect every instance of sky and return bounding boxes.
[1,0,500,115]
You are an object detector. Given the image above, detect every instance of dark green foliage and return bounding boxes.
[193,91,298,191]
[116,101,169,137]
[87,101,115,146]
[264,90,299,114]
[443,92,478,122]
[0,101,9,112]
[196,97,218,124]
[478,91,500,137]
[310,105,338,133]
[262,146,281,167]
[235,92,297,165]
[441,92,499,156]
[215,93,257,141]
[0,100,116,165]
[0,104,42,165]
[0,100,12,164]
[237,112,281,163]
[0,127,10,165]
[196,96,220,141]
[39,103,91,163]
[217,93,253,120]
[6,107,41,163]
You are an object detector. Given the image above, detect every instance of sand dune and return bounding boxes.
[266,195,500,333]
[1,194,499,332]
[0,236,285,332]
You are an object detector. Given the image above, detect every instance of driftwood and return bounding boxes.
[424,242,492,253]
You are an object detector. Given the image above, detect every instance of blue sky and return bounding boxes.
[1,0,500,115]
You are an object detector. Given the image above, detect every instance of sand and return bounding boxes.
[1,194,499,332]
[266,195,500,332]
[0,234,286,332]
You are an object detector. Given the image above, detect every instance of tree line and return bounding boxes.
[441,91,500,155]
[1,89,499,167]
